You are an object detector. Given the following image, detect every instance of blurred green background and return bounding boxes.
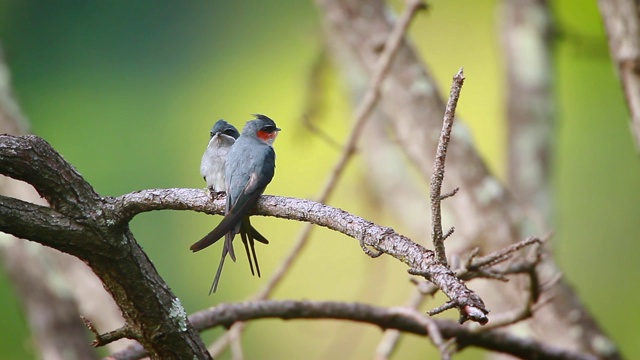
[0,0,638,359]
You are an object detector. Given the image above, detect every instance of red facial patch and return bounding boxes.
[257,130,278,141]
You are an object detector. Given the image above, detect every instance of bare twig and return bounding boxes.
[318,0,427,203]
[382,305,452,360]
[481,262,561,331]
[431,68,465,266]
[423,316,451,360]
[229,327,244,360]
[442,226,455,241]
[465,236,543,271]
[300,48,344,151]
[207,327,237,356]
[82,317,135,348]
[381,68,467,353]
[426,300,457,317]
[303,114,343,151]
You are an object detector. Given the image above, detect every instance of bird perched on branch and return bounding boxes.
[200,119,240,195]
[192,114,280,293]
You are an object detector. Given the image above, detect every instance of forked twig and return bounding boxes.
[430,68,465,266]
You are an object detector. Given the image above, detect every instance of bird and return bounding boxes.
[200,119,240,195]
[198,118,270,282]
[191,114,280,293]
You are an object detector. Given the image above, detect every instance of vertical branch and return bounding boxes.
[598,0,640,152]
[315,0,427,202]
[430,68,465,266]
[502,0,555,229]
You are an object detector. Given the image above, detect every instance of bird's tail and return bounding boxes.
[209,245,229,294]
[191,213,243,252]
[239,217,269,277]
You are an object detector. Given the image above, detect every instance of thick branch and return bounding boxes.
[0,135,211,359]
[0,134,101,216]
[0,195,86,252]
[115,188,487,322]
[113,188,219,223]
[114,300,596,360]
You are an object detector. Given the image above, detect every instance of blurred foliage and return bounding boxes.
[0,0,638,359]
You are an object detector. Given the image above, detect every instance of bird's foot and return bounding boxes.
[208,188,226,201]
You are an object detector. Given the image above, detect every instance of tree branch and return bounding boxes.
[112,300,597,360]
[430,68,465,266]
[598,0,640,152]
[503,0,555,228]
[316,0,620,358]
[0,44,122,359]
[113,187,488,323]
[0,133,491,357]
[0,135,211,359]
[0,135,101,216]
[0,194,86,252]
[113,188,220,223]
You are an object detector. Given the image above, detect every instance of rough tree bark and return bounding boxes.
[0,45,101,360]
[502,0,555,229]
[598,0,640,152]
[0,135,211,359]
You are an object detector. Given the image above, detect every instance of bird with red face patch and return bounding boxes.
[191,114,280,293]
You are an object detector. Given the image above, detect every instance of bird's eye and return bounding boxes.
[262,125,275,132]
[210,131,215,137]
[223,129,236,136]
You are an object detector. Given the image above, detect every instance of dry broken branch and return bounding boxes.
[430,68,465,266]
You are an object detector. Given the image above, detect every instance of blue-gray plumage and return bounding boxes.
[200,119,240,193]
[192,114,280,293]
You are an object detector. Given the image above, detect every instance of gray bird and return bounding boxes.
[200,119,240,194]
[191,114,280,293]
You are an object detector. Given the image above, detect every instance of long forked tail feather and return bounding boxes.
[209,245,229,294]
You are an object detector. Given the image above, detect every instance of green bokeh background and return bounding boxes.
[0,0,638,359]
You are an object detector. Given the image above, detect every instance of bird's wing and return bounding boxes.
[190,145,274,252]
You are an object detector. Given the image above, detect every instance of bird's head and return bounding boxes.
[210,119,240,140]
[245,114,281,145]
